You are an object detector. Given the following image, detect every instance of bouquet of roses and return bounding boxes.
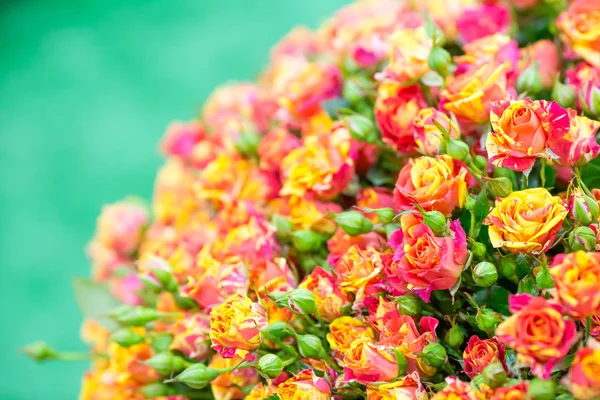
[24,0,600,398]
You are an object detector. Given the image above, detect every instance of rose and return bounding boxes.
[486,98,571,173]
[413,108,461,155]
[209,293,268,360]
[495,294,577,379]
[257,127,302,173]
[95,201,149,256]
[246,382,277,400]
[456,34,520,67]
[557,0,600,68]
[366,372,427,400]
[393,155,470,216]
[566,62,600,116]
[210,354,260,400]
[327,316,374,356]
[442,61,514,125]
[375,83,427,153]
[489,382,529,400]
[335,246,383,302]
[269,56,342,120]
[377,27,431,84]
[550,251,600,318]
[356,186,396,223]
[169,313,211,360]
[483,188,568,254]
[326,228,384,266]
[389,213,468,302]
[463,336,507,378]
[276,369,331,400]
[456,3,511,44]
[280,122,357,199]
[520,40,561,89]
[564,347,600,400]
[299,267,350,322]
[431,377,485,400]
[548,115,600,166]
[343,337,398,384]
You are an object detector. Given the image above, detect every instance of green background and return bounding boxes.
[0,1,349,398]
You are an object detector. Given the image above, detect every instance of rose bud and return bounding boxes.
[428,47,452,77]
[171,363,221,390]
[261,322,295,342]
[446,138,471,162]
[569,226,597,252]
[334,210,374,236]
[145,352,189,375]
[516,64,542,94]
[396,295,421,317]
[472,261,498,288]
[487,177,513,198]
[422,210,449,235]
[287,288,318,315]
[272,214,294,241]
[140,383,176,398]
[110,328,145,348]
[292,230,326,252]
[257,354,284,379]
[421,343,447,368]
[552,80,576,108]
[114,306,163,326]
[21,342,57,362]
[476,308,502,336]
[569,188,599,226]
[482,362,508,388]
[528,378,556,400]
[297,334,326,359]
[445,325,465,349]
[344,114,378,144]
[372,208,395,224]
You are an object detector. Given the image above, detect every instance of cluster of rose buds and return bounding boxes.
[23,0,600,399]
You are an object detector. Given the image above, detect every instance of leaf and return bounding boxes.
[420,71,445,87]
[472,286,511,315]
[535,266,555,289]
[366,167,396,186]
[517,275,538,295]
[322,97,351,118]
[543,163,557,189]
[72,277,121,330]
[581,156,600,189]
[515,253,531,279]
[474,187,491,226]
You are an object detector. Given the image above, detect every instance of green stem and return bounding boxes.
[540,159,547,188]
[322,352,343,373]
[586,317,592,341]
[521,173,528,190]
[55,352,94,361]
[282,357,299,368]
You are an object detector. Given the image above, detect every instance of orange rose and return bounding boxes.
[431,377,485,400]
[366,372,428,400]
[550,251,600,318]
[463,336,507,378]
[327,316,375,356]
[413,108,461,155]
[549,115,600,167]
[393,155,470,216]
[277,369,331,400]
[564,346,600,400]
[496,294,577,378]
[484,188,568,254]
[343,337,398,384]
[169,313,211,360]
[557,0,600,68]
[335,246,383,302]
[257,127,302,173]
[442,61,514,125]
[209,293,268,360]
[299,267,350,322]
[378,27,431,84]
[486,98,571,173]
[489,382,529,400]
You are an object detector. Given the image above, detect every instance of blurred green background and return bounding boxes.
[0,0,349,398]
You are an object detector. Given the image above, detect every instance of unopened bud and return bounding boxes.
[334,211,373,236]
[22,342,57,362]
[428,47,452,77]
[145,352,189,375]
[297,334,326,359]
[444,325,465,348]
[110,328,145,347]
[482,362,508,388]
[476,308,502,335]
[472,261,498,287]
[421,343,447,368]
[569,226,597,251]
[422,211,448,235]
[471,242,487,260]
[236,129,261,157]
[396,295,421,317]
[173,363,221,390]
[272,214,294,240]
[343,79,365,105]
[473,155,488,171]
[528,378,556,400]
[261,322,295,342]
[446,138,470,161]
[552,80,576,108]
[114,306,162,326]
[373,208,395,224]
[151,267,178,292]
[516,64,542,94]
[288,288,317,315]
[292,230,325,252]
[569,188,599,226]
[257,354,284,379]
[499,255,517,281]
[344,115,378,144]
[140,383,176,398]
[487,177,513,197]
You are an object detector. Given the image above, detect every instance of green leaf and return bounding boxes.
[366,167,396,186]
[474,187,491,226]
[517,275,538,295]
[515,253,531,279]
[472,285,511,315]
[72,277,121,330]
[420,71,444,87]
[535,266,555,289]
[581,156,600,189]
[543,163,557,189]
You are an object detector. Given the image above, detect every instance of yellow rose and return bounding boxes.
[277,369,331,400]
[483,188,568,254]
[366,372,428,400]
[378,27,431,84]
[557,0,600,68]
[326,316,374,355]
